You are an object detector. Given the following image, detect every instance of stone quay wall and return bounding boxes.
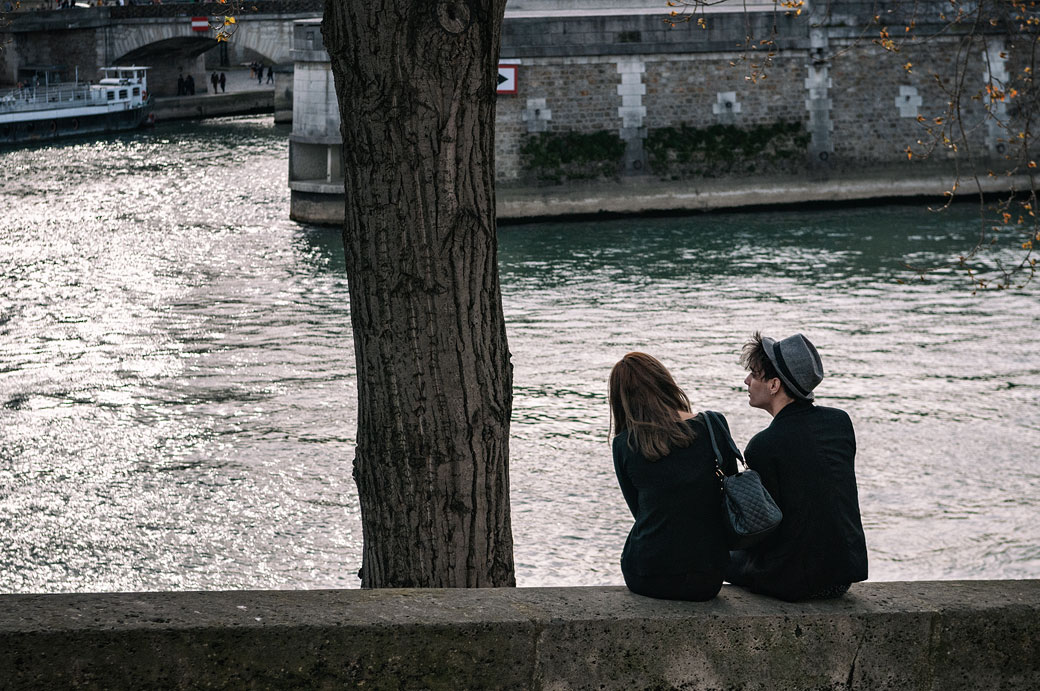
[2,581,1038,690]
[494,4,1004,183]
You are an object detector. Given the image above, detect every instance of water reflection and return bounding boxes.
[1,117,1037,593]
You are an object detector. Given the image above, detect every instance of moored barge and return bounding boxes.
[0,66,153,144]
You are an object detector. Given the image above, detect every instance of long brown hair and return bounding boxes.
[609,352,696,461]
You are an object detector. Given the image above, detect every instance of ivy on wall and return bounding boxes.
[519,131,626,184]
[645,121,810,178]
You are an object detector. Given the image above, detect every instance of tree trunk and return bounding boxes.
[322,0,515,587]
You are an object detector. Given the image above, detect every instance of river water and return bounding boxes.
[1,116,1038,593]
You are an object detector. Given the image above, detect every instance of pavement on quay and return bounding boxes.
[495,171,1034,222]
[157,67,272,98]
[151,68,275,122]
[290,171,1034,226]
[197,67,276,95]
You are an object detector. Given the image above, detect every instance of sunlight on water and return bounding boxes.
[1,117,1038,592]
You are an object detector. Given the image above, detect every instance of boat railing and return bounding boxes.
[0,84,114,114]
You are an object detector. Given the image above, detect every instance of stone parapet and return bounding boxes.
[152,90,273,122]
[1,581,1038,690]
[501,11,809,58]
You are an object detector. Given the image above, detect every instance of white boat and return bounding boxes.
[0,66,153,144]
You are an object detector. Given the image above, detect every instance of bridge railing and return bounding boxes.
[109,0,321,19]
[0,1,321,19]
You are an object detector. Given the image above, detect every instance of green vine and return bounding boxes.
[646,121,810,178]
[520,131,626,184]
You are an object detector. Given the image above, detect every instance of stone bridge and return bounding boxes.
[1,0,321,95]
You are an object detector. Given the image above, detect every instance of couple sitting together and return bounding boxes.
[610,332,868,602]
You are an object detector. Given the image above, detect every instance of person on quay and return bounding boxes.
[726,332,868,601]
[610,352,738,601]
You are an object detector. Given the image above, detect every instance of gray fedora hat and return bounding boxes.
[761,333,824,401]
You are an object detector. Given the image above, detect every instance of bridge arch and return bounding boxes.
[106,18,293,96]
[115,36,217,67]
[106,17,293,71]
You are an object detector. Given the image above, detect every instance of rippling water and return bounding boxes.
[1,117,1038,592]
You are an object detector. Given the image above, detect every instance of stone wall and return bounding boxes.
[12,28,96,82]
[2,581,1038,690]
[152,90,274,122]
[489,5,1013,184]
[821,37,996,170]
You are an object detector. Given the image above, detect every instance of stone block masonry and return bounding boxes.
[492,4,1015,182]
[1,581,1038,689]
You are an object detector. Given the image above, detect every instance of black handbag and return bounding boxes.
[702,410,783,549]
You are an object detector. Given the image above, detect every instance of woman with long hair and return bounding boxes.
[609,352,737,601]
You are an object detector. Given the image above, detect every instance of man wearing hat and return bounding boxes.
[726,332,868,601]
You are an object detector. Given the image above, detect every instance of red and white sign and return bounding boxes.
[497,64,517,94]
[191,17,209,32]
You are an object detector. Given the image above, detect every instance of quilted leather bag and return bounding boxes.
[703,410,783,549]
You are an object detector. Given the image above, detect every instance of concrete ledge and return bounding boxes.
[152,91,273,122]
[290,178,344,194]
[495,173,1035,221]
[2,581,1038,689]
[288,173,1034,226]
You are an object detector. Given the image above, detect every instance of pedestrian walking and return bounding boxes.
[219,72,226,93]
[210,71,219,94]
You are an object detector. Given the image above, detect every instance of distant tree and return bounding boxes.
[669,0,1039,290]
[322,0,515,587]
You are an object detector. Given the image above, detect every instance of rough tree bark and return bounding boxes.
[322,0,515,587]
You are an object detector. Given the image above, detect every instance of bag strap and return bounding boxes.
[703,410,745,471]
[701,410,727,471]
[706,411,745,464]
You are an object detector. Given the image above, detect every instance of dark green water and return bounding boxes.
[1,116,1037,592]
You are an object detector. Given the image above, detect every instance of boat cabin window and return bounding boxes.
[132,87,140,96]
[119,89,128,99]
[107,91,115,101]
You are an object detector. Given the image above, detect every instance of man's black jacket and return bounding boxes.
[728,400,868,601]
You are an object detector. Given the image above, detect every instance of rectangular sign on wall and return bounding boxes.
[497,65,517,95]
[191,17,209,32]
